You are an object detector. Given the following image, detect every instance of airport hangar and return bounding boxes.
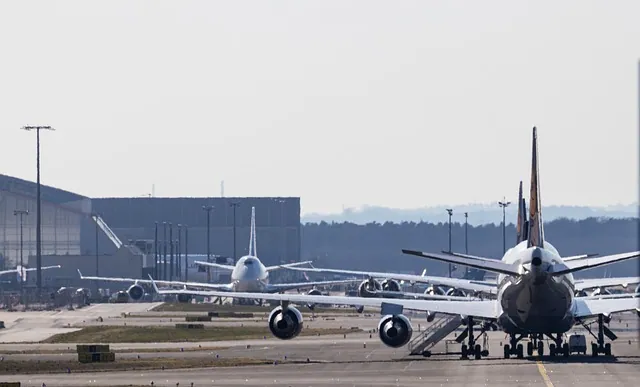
[0,173,302,291]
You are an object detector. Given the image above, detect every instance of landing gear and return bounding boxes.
[580,314,616,357]
[459,316,489,360]
[546,333,566,357]
[503,334,525,359]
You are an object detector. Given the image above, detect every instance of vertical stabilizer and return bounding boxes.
[516,181,526,244]
[248,206,257,256]
[527,127,544,248]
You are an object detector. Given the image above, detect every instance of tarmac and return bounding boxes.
[0,303,638,386]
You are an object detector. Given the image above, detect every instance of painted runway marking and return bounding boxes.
[536,360,555,387]
[402,361,413,372]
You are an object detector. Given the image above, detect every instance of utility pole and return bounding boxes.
[92,213,100,295]
[498,197,511,255]
[13,210,28,302]
[446,208,453,278]
[464,212,469,278]
[202,205,214,282]
[230,201,240,261]
[154,222,159,279]
[169,222,174,281]
[177,224,182,281]
[21,125,55,298]
[184,225,189,281]
[162,222,167,281]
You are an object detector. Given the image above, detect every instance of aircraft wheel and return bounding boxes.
[516,344,524,359]
[591,343,598,357]
[537,341,544,356]
[461,345,468,359]
[562,343,569,357]
[474,344,481,359]
[481,349,489,357]
[503,344,510,359]
[604,343,611,356]
[549,343,556,356]
[527,342,534,357]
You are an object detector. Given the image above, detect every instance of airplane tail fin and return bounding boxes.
[516,181,527,244]
[527,127,544,248]
[248,206,257,256]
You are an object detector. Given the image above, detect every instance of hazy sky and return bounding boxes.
[1,0,638,215]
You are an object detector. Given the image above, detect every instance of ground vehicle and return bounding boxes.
[568,334,587,355]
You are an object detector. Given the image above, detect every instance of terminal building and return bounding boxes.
[0,173,301,291]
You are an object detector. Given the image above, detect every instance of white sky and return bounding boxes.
[0,0,638,215]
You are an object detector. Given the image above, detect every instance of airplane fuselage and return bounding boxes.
[496,241,576,335]
[229,255,270,292]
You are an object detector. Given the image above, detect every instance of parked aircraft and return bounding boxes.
[0,265,61,280]
[79,207,357,303]
[151,127,640,360]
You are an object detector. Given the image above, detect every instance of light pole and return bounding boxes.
[177,224,182,281]
[229,201,240,261]
[498,197,511,255]
[91,213,100,295]
[13,209,28,302]
[202,205,214,282]
[464,212,469,278]
[154,222,159,279]
[184,225,189,281]
[446,208,453,278]
[21,125,55,298]
[162,222,167,281]
[169,222,174,281]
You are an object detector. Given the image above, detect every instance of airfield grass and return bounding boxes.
[1,345,230,355]
[42,325,362,344]
[0,357,297,375]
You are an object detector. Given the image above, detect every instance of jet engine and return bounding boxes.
[378,314,413,348]
[424,286,445,321]
[380,279,401,292]
[306,289,322,310]
[446,288,467,297]
[268,305,303,340]
[127,284,145,301]
[358,279,382,297]
[177,293,192,303]
[575,290,589,297]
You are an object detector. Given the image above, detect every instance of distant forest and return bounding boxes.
[300,217,639,279]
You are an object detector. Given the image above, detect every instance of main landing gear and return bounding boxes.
[579,314,615,357]
[458,316,490,360]
[545,333,569,357]
[503,333,567,359]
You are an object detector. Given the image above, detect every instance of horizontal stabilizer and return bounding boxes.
[402,249,521,276]
[552,251,640,276]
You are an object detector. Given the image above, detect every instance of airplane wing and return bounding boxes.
[402,249,520,276]
[1,265,61,277]
[563,254,599,262]
[573,296,639,318]
[574,277,640,291]
[280,266,497,294]
[264,261,313,272]
[371,290,484,301]
[265,279,361,293]
[552,251,640,276]
[149,276,498,319]
[193,261,236,270]
[78,270,233,291]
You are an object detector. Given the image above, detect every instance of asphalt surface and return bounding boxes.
[0,303,638,386]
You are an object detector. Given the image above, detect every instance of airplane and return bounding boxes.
[151,127,640,360]
[79,206,358,304]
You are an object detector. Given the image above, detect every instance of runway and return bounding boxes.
[1,304,638,386]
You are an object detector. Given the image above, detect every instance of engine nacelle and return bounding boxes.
[380,279,401,292]
[358,279,382,297]
[635,284,640,294]
[378,314,413,348]
[575,290,589,297]
[306,289,322,310]
[425,285,446,296]
[177,293,192,303]
[268,305,303,340]
[426,311,436,322]
[590,288,612,297]
[127,284,144,301]
[445,288,467,297]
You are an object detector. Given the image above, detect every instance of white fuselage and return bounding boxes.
[495,241,576,334]
[229,255,270,292]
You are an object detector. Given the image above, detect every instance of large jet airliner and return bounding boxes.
[0,265,60,279]
[152,127,639,360]
[80,206,357,302]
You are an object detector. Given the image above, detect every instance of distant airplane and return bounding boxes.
[81,206,357,303]
[153,127,640,360]
[0,265,61,281]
